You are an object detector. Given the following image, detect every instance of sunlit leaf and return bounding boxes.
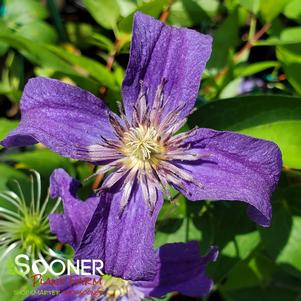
[189,95,301,168]
[260,0,291,22]
[284,0,301,21]
[118,0,167,33]
[84,0,120,30]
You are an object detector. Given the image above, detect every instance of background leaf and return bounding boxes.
[84,0,120,30]
[189,95,301,168]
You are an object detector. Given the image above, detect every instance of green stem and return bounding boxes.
[47,0,68,42]
[0,0,5,17]
[185,199,190,242]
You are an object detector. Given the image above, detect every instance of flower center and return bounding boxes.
[121,125,163,163]
[19,213,47,251]
[101,275,130,300]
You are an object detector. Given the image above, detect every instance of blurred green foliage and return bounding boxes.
[0,0,301,300]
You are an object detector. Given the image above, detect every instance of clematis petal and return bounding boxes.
[75,183,163,281]
[0,77,115,161]
[49,169,99,250]
[175,128,282,227]
[134,242,218,298]
[122,12,212,121]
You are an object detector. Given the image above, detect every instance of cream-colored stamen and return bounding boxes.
[121,125,163,162]
[102,276,130,301]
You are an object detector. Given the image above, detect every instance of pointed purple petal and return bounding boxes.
[176,128,282,227]
[134,242,218,298]
[49,169,99,250]
[75,184,163,281]
[122,12,212,121]
[1,77,115,161]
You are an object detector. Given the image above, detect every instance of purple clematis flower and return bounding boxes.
[1,12,282,226]
[24,169,218,300]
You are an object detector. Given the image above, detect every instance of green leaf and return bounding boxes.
[282,63,301,95]
[4,0,48,24]
[91,32,114,51]
[0,29,117,91]
[277,45,301,95]
[0,164,27,191]
[189,95,301,169]
[196,202,258,282]
[277,216,301,272]
[260,198,292,261]
[4,149,75,179]
[118,0,167,33]
[277,44,301,64]
[280,27,301,44]
[168,0,213,27]
[116,0,137,17]
[0,252,29,301]
[84,0,120,30]
[219,78,242,99]
[259,0,291,22]
[2,0,57,44]
[207,8,239,69]
[222,254,276,291]
[254,28,301,46]
[222,231,260,260]
[223,284,300,301]
[16,21,58,44]
[0,41,9,56]
[234,61,279,77]
[239,0,260,13]
[46,45,118,90]
[284,0,301,21]
[66,22,114,51]
[0,29,74,72]
[0,119,19,141]
[155,196,188,247]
